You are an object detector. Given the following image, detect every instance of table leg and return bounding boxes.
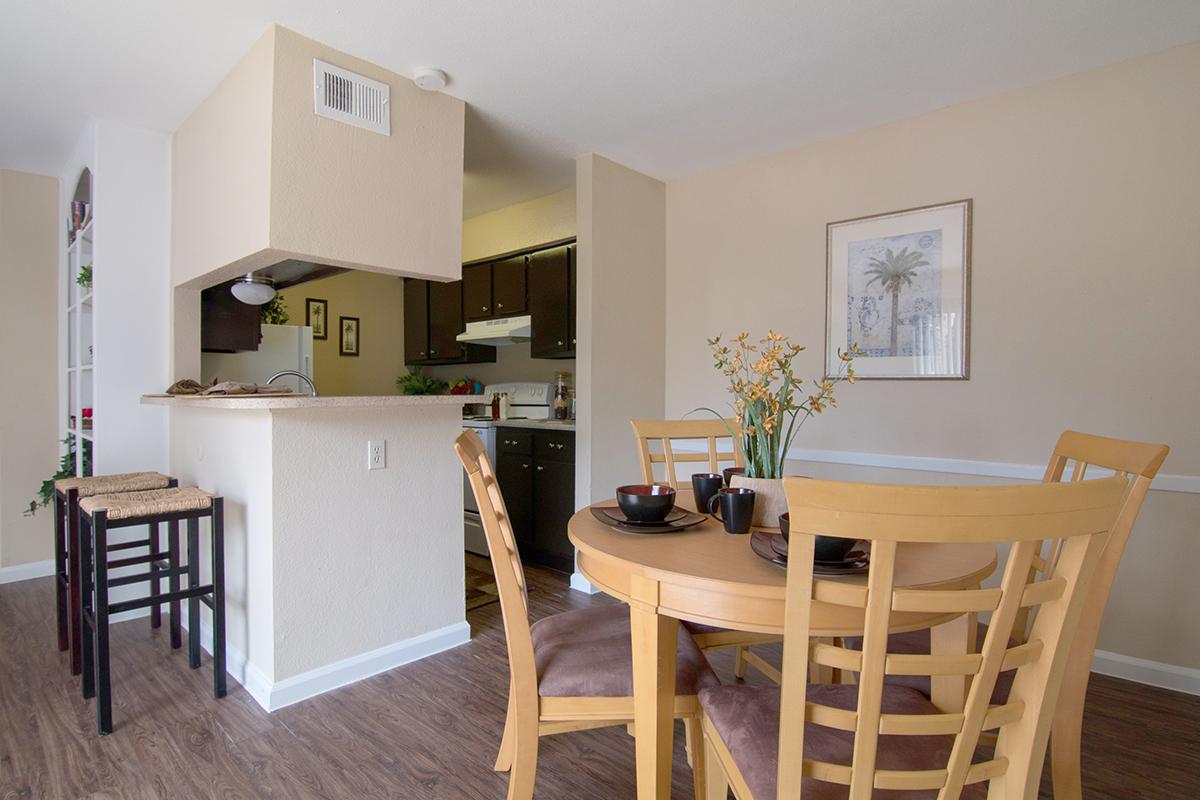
[629,574,678,800]
[930,612,977,712]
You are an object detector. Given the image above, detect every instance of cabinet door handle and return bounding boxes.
[482,306,489,312]
[429,349,437,356]
[557,340,564,346]
[418,351,426,357]
[497,302,504,309]
[572,338,576,345]
[536,465,544,471]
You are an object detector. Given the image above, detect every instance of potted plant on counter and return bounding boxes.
[700,331,859,527]
[396,367,449,396]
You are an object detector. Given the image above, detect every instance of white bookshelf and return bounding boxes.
[64,170,94,476]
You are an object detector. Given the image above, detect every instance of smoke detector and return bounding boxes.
[413,68,448,91]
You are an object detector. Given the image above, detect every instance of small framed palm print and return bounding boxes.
[306,298,328,340]
[826,199,971,379]
[339,316,360,357]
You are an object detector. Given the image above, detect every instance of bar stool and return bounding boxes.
[53,472,175,675]
[78,487,226,735]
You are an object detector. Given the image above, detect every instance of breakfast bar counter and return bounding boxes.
[149,393,482,711]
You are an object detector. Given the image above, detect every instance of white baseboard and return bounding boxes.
[186,618,472,712]
[0,559,54,585]
[570,571,599,594]
[1091,649,1200,696]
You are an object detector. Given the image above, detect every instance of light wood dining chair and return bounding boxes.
[631,418,781,682]
[455,430,718,800]
[843,430,1169,799]
[699,474,1128,800]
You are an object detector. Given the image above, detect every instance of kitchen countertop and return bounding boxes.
[491,418,576,432]
[142,394,485,410]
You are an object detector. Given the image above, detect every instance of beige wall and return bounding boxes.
[278,270,407,396]
[425,187,577,388]
[663,44,1200,668]
[172,24,465,291]
[576,155,666,507]
[0,170,59,568]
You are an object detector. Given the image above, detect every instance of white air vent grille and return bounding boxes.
[313,59,390,135]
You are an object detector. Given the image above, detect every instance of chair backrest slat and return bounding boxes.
[776,475,1128,799]
[630,418,744,489]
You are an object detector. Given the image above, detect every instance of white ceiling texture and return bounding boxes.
[2,1,1199,217]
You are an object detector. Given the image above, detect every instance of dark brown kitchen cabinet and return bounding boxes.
[491,255,527,316]
[529,246,574,359]
[201,279,261,352]
[496,427,575,573]
[403,278,430,363]
[463,264,492,321]
[428,279,465,361]
[403,278,495,366]
[567,244,577,351]
[496,451,534,552]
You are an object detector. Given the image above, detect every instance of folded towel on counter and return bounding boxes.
[202,381,294,395]
[165,379,208,395]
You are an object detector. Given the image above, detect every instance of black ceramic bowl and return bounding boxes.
[616,484,677,523]
[779,513,857,562]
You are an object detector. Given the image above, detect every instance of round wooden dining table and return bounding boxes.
[568,493,998,800]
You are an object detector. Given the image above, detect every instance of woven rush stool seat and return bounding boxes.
[80,487,214,520]
[79,486,226,734]
[54,471,173,497]
[53,472,178,676]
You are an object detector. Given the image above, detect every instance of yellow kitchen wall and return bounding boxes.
[277,270,406,396]
[663,43,1200,671]
[423,187,577,388]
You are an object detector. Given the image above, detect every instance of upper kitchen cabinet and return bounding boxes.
[529,245,575,359]
[463,264,492,321]
[201,280,261,352]
[404,278,496,367]
[491,255,528,317]
[403,278,430,363]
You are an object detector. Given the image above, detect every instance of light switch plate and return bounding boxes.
[368,440,386,470]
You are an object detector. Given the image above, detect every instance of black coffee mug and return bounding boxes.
[723,466,746,487]
[708,487,756,534]
[691,472,724,514]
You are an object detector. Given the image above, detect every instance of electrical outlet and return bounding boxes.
[368,440,386,470]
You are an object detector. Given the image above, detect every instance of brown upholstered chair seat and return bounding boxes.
[532,605,720,697]
[700,683,984,799]
[843,623,1016,704]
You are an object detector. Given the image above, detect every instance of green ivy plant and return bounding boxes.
[396,367,448,396]
[27,438,92,516]
[76,263,93,291]
[260,295,289,325]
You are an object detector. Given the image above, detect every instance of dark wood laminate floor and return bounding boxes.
[3,567,1198,799]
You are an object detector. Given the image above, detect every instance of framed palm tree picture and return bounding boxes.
[825,199,971,379]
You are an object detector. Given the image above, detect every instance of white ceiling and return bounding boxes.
[3,1,1199,217]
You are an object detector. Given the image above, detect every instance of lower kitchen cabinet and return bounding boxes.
[497,427,575,573]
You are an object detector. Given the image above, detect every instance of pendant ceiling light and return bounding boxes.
[231,273,276,305]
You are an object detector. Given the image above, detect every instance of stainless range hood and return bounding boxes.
[456,315,533,347]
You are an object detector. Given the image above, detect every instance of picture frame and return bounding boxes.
[306,298,328,340]
[339,316,360,357]
[825,199,972,380]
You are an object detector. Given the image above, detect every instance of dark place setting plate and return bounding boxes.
[752,530,870,574]
[590,506,707,534]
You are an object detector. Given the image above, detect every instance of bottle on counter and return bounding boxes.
[553,372,571,420]
[499,392,511,420]
[491,392,501,420]
[568,388,576,420]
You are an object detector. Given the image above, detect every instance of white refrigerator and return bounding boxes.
[201,324,315,392]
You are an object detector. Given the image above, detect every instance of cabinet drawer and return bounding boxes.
[497,429,533,455]
[535,430,575,461]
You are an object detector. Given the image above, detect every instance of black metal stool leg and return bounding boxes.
[80,511,95,700]
[168,520,181,649]
[68,488,83,676]
[93,511,113,735]
[187,517,201,669]
[211,500,227,698]
[149,522,161,629]
[54,492,68,652]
